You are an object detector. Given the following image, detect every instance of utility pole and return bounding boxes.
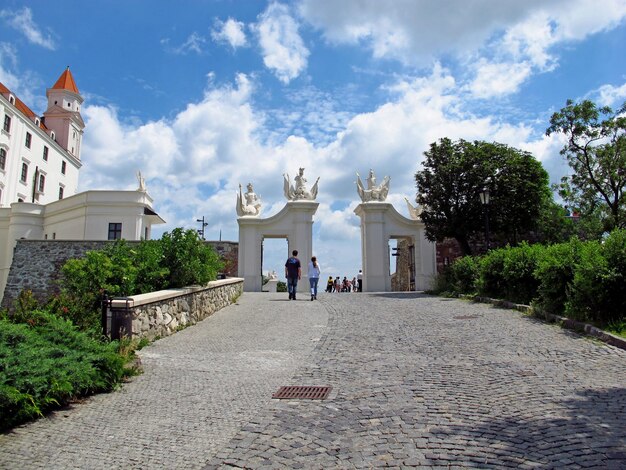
[196,216,208,240]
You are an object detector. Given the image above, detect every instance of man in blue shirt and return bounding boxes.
[284,250,301,300]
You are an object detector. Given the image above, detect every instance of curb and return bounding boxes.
[458,294,626,352]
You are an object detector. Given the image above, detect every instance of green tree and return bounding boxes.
[546,99,626,235]
[415,138,551,254]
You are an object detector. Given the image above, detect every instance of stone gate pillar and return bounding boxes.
[354,203,390,292]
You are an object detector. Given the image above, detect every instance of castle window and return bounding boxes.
[0,149,6,170]
[61,160,66,174]
[59,186,64,200]
[25,132,32,148]
[3,115,10,133]
[43,146,49,161]
[108,223,122,240]
[9,96,14,104]
[38,174,45,193]
[20,163,28,183]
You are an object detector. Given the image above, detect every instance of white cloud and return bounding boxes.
[162,32,207,55]
[212,18,248,49]
[253,2,309,83]
[468,59,532,98]
[299,0,626,98]
[596,82,626,106]
[0,7,56,50]
[298,0,552,64]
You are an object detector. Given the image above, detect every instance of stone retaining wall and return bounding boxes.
[2,240,119,309]
[2,239,238,309]
[110,278,243,340]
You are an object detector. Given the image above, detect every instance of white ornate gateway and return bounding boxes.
[354,170,436,292]
[238,169,320,292]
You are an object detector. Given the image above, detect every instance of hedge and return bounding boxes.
[433,229,626,325]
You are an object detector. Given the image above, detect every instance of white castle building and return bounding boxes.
[0,68,164,301]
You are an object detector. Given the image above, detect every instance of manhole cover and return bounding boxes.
[272,386,332,400]
[454,315,480,320]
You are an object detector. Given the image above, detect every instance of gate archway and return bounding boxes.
[238,200,319,292]
[353,169,436,292]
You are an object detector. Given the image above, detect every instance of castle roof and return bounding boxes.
[0,82,48,131]
[51,67,79,94]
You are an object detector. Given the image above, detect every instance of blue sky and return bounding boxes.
[1,0,626,280]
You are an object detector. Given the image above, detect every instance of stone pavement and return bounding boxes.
[1,292,625,469]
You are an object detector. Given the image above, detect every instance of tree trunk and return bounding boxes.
[456,236,473,256]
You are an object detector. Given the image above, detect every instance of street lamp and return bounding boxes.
[196,216,208,240]
[479,188,491,251]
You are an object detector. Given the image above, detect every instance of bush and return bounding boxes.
[160,228,223,288]
[565,229,626,324]
[55,229,223,332]
[476,248,508,299]
[0,313,124,430]
[431,256,480,295]
[499,242,544,305]
[534,238,585,315]
[276,281,287,292]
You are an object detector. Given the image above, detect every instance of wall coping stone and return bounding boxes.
[110,277,243,308]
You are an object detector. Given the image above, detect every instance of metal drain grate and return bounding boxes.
[272,386,332,400]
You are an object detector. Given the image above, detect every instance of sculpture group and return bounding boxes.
[237,167,422,219]
[356,169,390,202]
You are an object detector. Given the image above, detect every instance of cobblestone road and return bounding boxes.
[1,292,625,469]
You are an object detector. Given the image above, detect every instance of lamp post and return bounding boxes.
[196,216,208,240]
[479,188,491,251]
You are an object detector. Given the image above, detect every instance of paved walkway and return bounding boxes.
[0,292,624,469]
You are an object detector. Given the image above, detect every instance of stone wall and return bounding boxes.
[2,239,239,310]
[2,240,122,309]
[206,241,238,277]
[110,278,243,340]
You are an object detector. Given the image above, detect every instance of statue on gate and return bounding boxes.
[236,183,262,217]
[404,197,424,220]
[283,167,320,201]
[356,169,390,202]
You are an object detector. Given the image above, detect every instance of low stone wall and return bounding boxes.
[110,278,243,340]
[2,240,123,309]
[2,239,238,309]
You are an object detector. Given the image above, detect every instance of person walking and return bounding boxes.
[284,250,301,300]
[357,269,363,292]
[308,256,321,301]
[326,276,334,293]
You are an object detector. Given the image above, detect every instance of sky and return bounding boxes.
[1,0,626,280]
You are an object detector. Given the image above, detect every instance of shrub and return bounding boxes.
[534,238,584,315]
[449,256,480,294]
[500,242,544,305]
[565,229,626,324]
[430,256,480,295]
[276,281,287,292]
[0,313,124,430]
[55,229,223,332]
[159,228,223,288]
[476,247,508,299]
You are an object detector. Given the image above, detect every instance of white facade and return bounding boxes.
[0,68,82,208]
[0,190,165,301]
[0,66,170,305]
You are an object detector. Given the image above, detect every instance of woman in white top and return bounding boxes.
[308,256,321,301]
